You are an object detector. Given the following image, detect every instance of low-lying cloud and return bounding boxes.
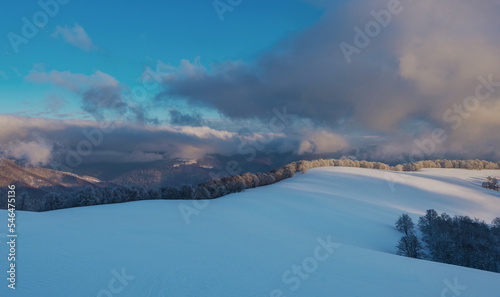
[0,114,349,168]
[0,138,53,166]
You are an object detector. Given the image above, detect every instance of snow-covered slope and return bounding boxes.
[0,158,103,206]
[1,167,499,296]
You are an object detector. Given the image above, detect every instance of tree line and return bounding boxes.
[395,210,500,273]
[10,158,500,212]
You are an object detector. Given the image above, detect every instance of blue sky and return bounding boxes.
[2,0,500,165]
[0,0,323,120]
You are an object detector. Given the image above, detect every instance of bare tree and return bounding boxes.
[396,213,415,235]
[396,234,424,259]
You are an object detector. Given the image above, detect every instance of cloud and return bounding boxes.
[150,57,206,82]
[155,0,500,161]
[25,70,150,124]
[15,0,500,164]
[0,138,53,166]
[298,130,348,155]
[0,71,8,80]
[10,67,22,77]
[51,23,99,52]
[169,109,203,126]
[42,95,68,113]
[26,70,118,92]
[0,115,349,168]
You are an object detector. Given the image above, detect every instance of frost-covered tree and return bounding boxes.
[393,164,404,171]
[482,176,499,191]
[414,210,500,272]
[148,188,161,200]
[160,186,181,199]
[396,214,415,235]
[443,160,453,168]
[77,186,102,206]
[492,217,500,229]
[297,160,311,173]
[396,234,423,258]
[44,193,64,210]
[24,195,48,212]
[179,185,195,199]
[16,191,28,211]
[418,209,439,242]
[194,185,211,200]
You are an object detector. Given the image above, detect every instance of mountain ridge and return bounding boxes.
[0,157,104,198]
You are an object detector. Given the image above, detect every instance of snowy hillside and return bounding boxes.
[0,158,103,206]
[1,167,500,296]
[0,158,102,189]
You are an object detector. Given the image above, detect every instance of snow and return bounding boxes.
[1,167,499,296]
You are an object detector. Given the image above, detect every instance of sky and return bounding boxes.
[1,0,500,168]
[0,0,321,118]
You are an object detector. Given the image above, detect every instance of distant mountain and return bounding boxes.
[67,153,302,188]
[0,152,297,196]
[0,158,104,202]
[72,158,220,189]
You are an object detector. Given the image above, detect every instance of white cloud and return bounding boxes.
[298,130,348,155]
[1,138,53,166]
[51,23,99,52]
[26,70,118,92]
